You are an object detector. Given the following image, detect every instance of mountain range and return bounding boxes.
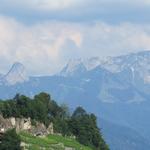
[1,51,150,149]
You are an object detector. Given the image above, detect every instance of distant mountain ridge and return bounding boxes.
[1,51,150,105]
[59,51,150,84]
[1,51,150,149]
[59,57,101,77]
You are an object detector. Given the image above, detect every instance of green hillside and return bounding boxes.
[0,92,109,150]
[20,132,92,150]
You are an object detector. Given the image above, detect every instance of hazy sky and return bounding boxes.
[0,0,150,75]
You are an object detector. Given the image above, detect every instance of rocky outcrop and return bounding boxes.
[0,115,14,133]
[0,116,31,133]
[0,115,53,136]
[16,118,31,132]
[31,122,53,136]
[47,123,54,134]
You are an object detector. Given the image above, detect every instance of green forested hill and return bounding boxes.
[0,92,109,150]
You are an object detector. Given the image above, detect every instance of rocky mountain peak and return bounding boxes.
[4,62,29,85]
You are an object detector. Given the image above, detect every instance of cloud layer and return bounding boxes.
[1,16,150,75]
[0,0,150,23]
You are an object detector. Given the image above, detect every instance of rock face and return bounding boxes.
[15,118,31,132]
[0,116,31,133]
[47,123,54,134]
[0,115,13,133]
[31,122,53,136]
[0,115,53,136]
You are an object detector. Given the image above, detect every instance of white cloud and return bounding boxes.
[0,16,82,75]
[80,22,150,59]
[1,16,150,75]
[1,0,81,11]
[35,0,77,10]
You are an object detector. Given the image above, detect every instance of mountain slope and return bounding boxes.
[100,119,150,150]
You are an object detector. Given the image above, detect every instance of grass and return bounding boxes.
[47,134,91,150]
[20,132,92,150]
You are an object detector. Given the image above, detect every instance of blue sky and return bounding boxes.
[0,0,150,75]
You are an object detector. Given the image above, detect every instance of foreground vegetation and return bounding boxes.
[0,129,92,150]
[0,129,21,150]
[20,131,92,150]
[0,92,109,150]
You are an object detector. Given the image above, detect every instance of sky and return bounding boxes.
[1,0,150,75]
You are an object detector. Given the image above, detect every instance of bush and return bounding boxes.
[0,128,21,150]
